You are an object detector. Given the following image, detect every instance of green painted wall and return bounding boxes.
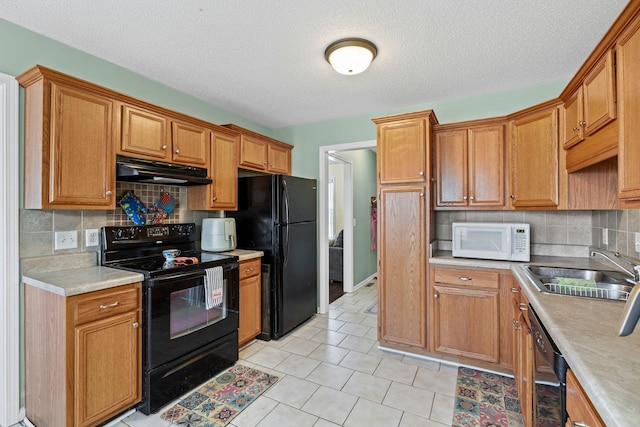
[335,149,378,285]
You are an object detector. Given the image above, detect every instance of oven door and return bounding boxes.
[146,264,239,369]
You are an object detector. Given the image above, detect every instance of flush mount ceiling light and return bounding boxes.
[324,38,377,75]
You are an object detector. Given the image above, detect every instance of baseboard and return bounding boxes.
[352,272,377,292]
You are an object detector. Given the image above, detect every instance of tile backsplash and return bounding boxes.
[591,210,640,258]
[20,182,222,260]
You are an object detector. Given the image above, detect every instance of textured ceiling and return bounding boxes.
[0,0,630,128]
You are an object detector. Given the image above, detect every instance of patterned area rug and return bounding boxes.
[452,366,561,427]
[161,364,278,426]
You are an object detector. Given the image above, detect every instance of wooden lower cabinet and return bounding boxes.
[566,369,605,427]
[429,267,500,362]
[510,282,535,427]
[238,258,262,347]
[25,282,141,427]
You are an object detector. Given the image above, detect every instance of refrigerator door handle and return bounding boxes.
[282,179,290,225]
[283,224,289,267]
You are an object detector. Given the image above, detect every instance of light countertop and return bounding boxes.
[430,252,640,426]
[23,266,144,297]
[221,249,264,262]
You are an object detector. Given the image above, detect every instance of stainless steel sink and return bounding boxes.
[523,265,634,301]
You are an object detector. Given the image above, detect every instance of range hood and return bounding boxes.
[116,155,212,186]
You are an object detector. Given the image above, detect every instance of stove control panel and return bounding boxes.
[101,223,197,247]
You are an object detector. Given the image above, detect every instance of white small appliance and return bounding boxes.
[201,218,237,252]
[452,222,530,261]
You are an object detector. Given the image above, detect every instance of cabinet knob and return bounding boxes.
[463,196,468,200]
[469,196,475,200]
[246,268,254,273]
[434,293,439,299]
[579,121,587,126]
[133,322,139,329]
[514,325,521,331]
[105,190,112,196]
[419,171,424,176]
[264,161,268,165]
[212,197,217,202]
[175,149,180,154]
[270,163,273,167]
[510,194,516,199]
[419,193,425,197]
[573,126,580,131]
[512,319,518,324]
[161,145,167,150]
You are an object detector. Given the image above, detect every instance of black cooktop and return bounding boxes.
[108,251,237,277]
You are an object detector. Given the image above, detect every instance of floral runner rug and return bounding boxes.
[161,364,278,426]
[452,366,561,427]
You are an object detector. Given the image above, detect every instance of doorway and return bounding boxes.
[317,139,376,314]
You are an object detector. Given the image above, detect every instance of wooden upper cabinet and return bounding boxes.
[18,67,116,209]
[120,104,170,160]
[239,134,269,171]
[224,124,293,175]
[268,143,292,174]
[171,120,208,166]
[376,118,427,184]
[617,14,640,204]
[562,86,584,148]
[583,49,616,136]
[119,104,208,167]
[509,106,559,209]
[435,122,505,209]
[188,130,239,211]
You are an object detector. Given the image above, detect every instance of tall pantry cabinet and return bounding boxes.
[372,110,437,348]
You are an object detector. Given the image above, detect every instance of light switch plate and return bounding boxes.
[55,231,77,250]
[86,229,99,247]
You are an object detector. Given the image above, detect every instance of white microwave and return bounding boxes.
[452,222,530,262]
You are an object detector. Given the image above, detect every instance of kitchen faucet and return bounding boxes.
[590,247,640,283]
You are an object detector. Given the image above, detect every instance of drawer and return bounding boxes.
[73,283,140,325]
[433,268,499,288]
[239,258,261,281]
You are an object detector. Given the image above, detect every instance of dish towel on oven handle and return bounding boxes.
[204,266,224,309]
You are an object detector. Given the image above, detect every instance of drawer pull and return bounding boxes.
[458,277,472,281]
[99,301,119,309]
[245,268,254,273]
[519,303,528,311]
[511,287,519,293]
[572,422,589,427]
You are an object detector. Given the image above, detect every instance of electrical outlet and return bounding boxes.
[54,231,78,250]
[602,228,608,245]
[635,232,640,253]
[86,229,99,247]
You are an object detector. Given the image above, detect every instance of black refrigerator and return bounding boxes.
[229,175,317,340]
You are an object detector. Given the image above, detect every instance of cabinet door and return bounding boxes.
[435,129,468,207]
[566,370,605,427]
[171,120,209,166]
[74,311,140,427]
[49,83,115,208]
[378,186,426,347]
[378,119,426,184]
[617,15,640,202]
[468,125,505,207]
[120,104,170,160]
[432,284,499,362]
[562,87,584,148]
[211,131,239,209]
[238,275,261,347]
[520,318,535,427]
[583,49,616,136]
[239,135,268,170]
[268,144,292,175]
[509,107,559,209]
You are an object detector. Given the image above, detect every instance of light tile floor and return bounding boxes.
[113,281,457,427]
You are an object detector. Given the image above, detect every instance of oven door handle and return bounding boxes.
[148,270,206,285]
